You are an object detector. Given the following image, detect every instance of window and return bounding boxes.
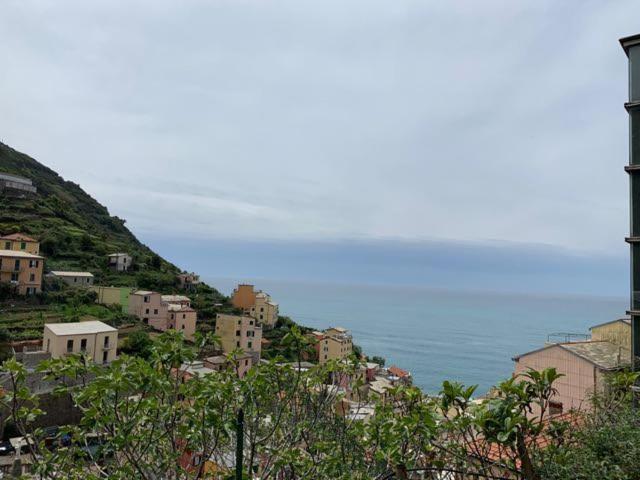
[245,360,249,366]
[153,309,158,315]
[249,320,254,325]
[171,314,174,320]
[549,401,563,416]
[102,351,108,364]
[236,341,240,347]
[13,259,20,271]
[259,315,263,320]
[4,241,9,249]
[74,277,77,283]
[104,336,110,348]
[46,339,50,352]
[248,341,252,349]
[10,273,17,282]
[20,242,26,250]
[260,307,264,312]
[67,339,74,353]
[29,273,35,282]
[182,314,186,319]
[145,308,149,314]
[144,296,150,303]
[80,339,87,351]
[181,324,185,329]
[236,330,241,336]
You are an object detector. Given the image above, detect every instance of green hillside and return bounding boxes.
[0,141,227,308]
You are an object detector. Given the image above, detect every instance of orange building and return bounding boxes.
[0,249,44,295]
[230,284,258,309]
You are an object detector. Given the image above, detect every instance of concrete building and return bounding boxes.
[312,327,353,365]
[513,341,631,414]
[0,233,40,255]
[46,271,94,287]
[177,272,200,290]
[0,173,37,196]
[215,314,262,364]
[43,321,117,364]
[107,253,132,272]
[91,286,134,312]
[161,295,191,307]
[128,290,168,330]
[0,249,44,295]
[166,304,197,341]
[231,284,279,327]
[204,352,254,378]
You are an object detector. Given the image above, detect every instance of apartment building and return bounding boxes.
[231,284,279,327]
[0,233,40,255]
[128,290,168,330]
[0,249,44,295]
[215,314,262,364]
[107,253,132,272]
[204,352,254,378]
[166,303,197,341]
[161,295,191,307]
[312,327,353,365]
[46,271,94,287]
[43,321,117,364]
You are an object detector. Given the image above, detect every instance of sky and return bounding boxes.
[0,1,637,295]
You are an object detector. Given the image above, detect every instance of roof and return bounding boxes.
[45,321,116,336]
[132,290,156,296]
[328,326,347,333]
[620,33,640,56]
[205,355,227,365]
[514,341,632,371]
[108,253,130,257]
[0,249,43,259]
[48,271,94,278]
[167,303,195,312]
[181,361,215,377]
[0,233,37,242]
[388,365,410,378]
[589,318,631,330]
[161,295,191,303]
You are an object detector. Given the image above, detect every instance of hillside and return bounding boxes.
[0,141,227,307]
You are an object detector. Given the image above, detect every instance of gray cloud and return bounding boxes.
[0,0,635,252]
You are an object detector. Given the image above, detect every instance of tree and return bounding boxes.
[120,331,154,359]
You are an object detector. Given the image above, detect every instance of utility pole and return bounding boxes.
[235,408,244,480]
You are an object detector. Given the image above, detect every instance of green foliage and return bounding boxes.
[369,355,386,367]
[119,331,154,359]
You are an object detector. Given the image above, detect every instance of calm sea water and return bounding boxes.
[207,277,626,395]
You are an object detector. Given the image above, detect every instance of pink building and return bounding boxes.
[513,341,631,415]
[166,304,197,341]
[128,291,168,331]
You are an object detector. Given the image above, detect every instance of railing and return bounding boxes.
[546,332,590,344]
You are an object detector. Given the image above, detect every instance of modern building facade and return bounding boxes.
[215,314,262,364]
[621,34,640,370]
[108,253,132,272]
[43,321,117,364]
[0,249,44,294]
[0,233,40,255]
[46,271,94,287]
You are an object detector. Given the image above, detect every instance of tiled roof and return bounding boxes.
[560,341,631,370]
[161,295,191,303]
[388,366,410,378]
[0,233,37,242]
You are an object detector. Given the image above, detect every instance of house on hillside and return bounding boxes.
[107,253,132,272]
[0,233,40,255]
[311,327,353,365]
[166,304,197,341]
[46,271,94,287]
[215,314,262,365]
[128,291,168,329]
[0,172,37,196]
[177,272,200,291]
[513,340,632,415]
[43,321,117,364]
[0,249,44,295]
[230,284,279,327]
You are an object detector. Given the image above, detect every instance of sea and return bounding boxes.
[206,277,626,395]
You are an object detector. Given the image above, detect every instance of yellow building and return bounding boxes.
[590,318,631,355]
[231,284,279,327]
[215,314,262,364]
[91,286,134,312]
[0,233,40,255]
[43,321,118,364]
[313,327,353,365]
[0,249,44,295]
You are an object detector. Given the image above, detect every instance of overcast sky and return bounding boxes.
[0,1,638,257]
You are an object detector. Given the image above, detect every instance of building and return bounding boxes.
[203,352,254,378]
[91,286,134,313]
[0,249,44,295]
[42,321,117,364]
[590,318,631,354]
[46,271,94,287]
[248,291,279,327]
[0,233,40,255]
[621,34,640,369]
[177,272,200,290]
[107,253,132,272]
[230,284,279,327]
[312,327,353,365]
[513,341,631,414]
[0,173,37,196]
[215,314,262,364]
[161,294,191,307]
[128,291,168,330]
[166,304,197,341]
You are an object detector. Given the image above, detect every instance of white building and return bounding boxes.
[43,321,117,364]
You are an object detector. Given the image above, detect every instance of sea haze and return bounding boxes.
[144,236,630,393]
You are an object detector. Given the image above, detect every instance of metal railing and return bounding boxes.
[546,332,590,344]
